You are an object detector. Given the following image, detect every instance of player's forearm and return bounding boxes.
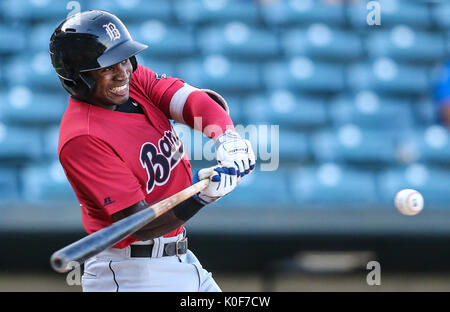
[183,91,234,141]
[132,210,185,241]
[113,197,204,241]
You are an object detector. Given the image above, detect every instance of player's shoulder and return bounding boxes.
[131,64,172,85]
[131,64,154,82]
[58,98,108,155]
[58,134,111,160]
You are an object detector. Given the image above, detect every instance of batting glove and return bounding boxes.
[215,130,256,182]
[192,162,239,205]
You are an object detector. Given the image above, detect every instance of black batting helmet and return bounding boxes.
[49,10,148,100]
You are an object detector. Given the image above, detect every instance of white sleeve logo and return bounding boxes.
[103,22,121,41]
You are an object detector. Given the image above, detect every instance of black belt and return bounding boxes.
[130,237,188,258]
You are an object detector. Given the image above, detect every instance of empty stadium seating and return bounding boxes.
[289,163,379,207]
[311,126,398,165]
[281,25,363,62]
[127,22,196,58]
[210,167,292,209]
[0,88,66,125]
[0,26,26,54]
[243,91,328,129]
[328,92,414,131]
[86,0,172,22]
[197,23,279,59]
[347,0,432,29]
[0,125,42,161]
[20,161,77,203]
[259,0,346,27]
[1,0,72,21]
[173,0,260,25]
[347,59,430,95]
[263,58,345,93]
[365,27,447,63]
[0,168,19,204]
[396,126,450,165]
[176,56,261,92]
[377,164,450,209]
[1,0,450,215]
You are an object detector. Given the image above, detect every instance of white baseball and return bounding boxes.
[394,189,424,216]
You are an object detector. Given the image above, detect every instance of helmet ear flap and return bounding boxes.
[130,56,138,71]
[79,72,96,93]
[59,72,96,101]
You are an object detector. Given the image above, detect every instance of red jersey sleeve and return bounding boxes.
[59,135,145,216]
[130,64,184,119]
[130,64,234,140]
[182,91,235,141]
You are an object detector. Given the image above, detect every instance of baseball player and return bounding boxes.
[49,10,255,292]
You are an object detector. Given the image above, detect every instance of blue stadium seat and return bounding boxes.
[20,161,76,203]
[198,23,279,59]
[1,0,76,21]
[347,59,429,95]
[260,0,346,26]
[430,2,450,30]
[42,126,60,160]
[29,22,61,53]
[377,164,450,209]
[0,88,66,125]
[0,168,20,204]
[412,98,438,126]
[234,124,311,163]
[281,25,363,61]
[173,0,260,25]
[329,92,414,131]
[365,27,446,63]
[86,0,172,21]
[263,58,344,93]
[0,125,41,161]
[277,129,310,162]
[289,164,378,207]
[347,0,431,29]
[176,56,261,92]
[243,91,327,128]
[395,126,450,165]
[127,22,195,57]
[137,57,176,77]
[221,96,243,124]
[4,55,60,89]
[208,167,293,209]
[311,126,397,164]
[0,26,26,54]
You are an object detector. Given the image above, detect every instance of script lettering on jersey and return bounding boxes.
[139,129,184,194]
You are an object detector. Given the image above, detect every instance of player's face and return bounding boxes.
[87,59,133,110]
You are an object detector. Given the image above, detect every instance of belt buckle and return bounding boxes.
[175,237,188,257]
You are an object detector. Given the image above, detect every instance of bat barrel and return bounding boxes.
[50,208,156,272]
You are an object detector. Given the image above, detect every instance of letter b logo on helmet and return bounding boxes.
[103,22,121,41]
[49,10,148,99]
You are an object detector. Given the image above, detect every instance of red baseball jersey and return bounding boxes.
[58,65,192,248]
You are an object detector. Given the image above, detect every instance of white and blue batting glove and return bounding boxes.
[215,130,256,182]
[192,162,239,205]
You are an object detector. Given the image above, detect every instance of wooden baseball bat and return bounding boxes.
[50,179,209,273]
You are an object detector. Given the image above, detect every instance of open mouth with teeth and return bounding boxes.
[109,83,129,96]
